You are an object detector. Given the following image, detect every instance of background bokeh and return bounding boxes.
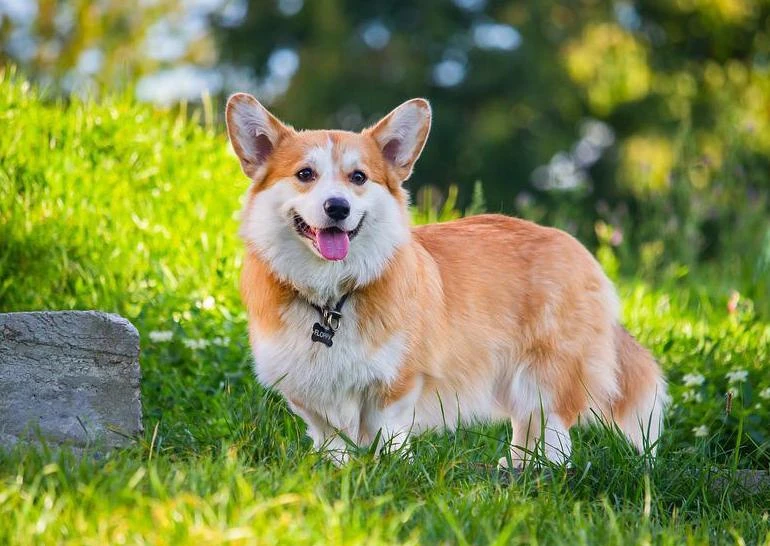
[3,1,770,293]
[3,1,770,270]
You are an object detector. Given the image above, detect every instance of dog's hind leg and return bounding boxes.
[499,412,572,468]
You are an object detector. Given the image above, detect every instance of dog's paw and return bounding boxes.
[497,455,525,470]
[323,448,351,467]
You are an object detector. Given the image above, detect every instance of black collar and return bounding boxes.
[311,293,350,331]
[308,293,350,347]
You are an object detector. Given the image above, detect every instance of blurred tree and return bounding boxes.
[0,0,216,98]
[211,0,770,272]
[212,0,600,214]
[2,0,770,275]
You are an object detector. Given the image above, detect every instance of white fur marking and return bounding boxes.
[341,149,361,172]
[241,178,409,304]
[306,142,336,178]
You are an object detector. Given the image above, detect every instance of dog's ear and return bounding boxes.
[365,98,432,182]
[226,93,292,179]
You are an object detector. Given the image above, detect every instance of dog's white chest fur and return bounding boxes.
[251,299,405,412]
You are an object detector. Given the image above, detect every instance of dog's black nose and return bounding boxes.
[323,197,350,221]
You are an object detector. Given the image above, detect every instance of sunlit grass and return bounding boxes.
[1,70,769,544]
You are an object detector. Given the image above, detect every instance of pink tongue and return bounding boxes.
[316,228,350,261]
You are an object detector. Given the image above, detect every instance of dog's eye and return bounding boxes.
[350,170,367,185]
[296,168,316,182]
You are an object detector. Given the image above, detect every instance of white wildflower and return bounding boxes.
[212,336,231,347]
[725,370,748,384]
[149,330,173,343]
[199,296,216,310]
[681,390,703,403]
[183,338,209,350]
[759,387,770,400]
[682,373,705,387]
[692,425,709,438]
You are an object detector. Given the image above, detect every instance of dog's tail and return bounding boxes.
[611,325,668,453]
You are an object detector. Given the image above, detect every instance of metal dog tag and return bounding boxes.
[311,322,334,347]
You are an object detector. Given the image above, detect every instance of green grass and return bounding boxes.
[1,69,770,545]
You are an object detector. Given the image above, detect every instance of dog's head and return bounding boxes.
[226,93,431,298]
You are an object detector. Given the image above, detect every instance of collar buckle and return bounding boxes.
[323,309,342,331]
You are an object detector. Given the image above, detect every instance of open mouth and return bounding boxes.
[292,211,365,261]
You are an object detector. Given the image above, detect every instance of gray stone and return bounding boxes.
[0,311,142,449]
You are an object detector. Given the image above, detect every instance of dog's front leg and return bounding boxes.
[363,375,424,457]
[288,397,360,465]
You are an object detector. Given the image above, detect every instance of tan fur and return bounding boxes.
[240,252,293,337]
[362,215,623,422]
[228,94,667,465]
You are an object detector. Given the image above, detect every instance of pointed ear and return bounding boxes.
[225,93,292,179]
[365,98,431,182]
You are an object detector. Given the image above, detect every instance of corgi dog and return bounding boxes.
[226,93,667,467]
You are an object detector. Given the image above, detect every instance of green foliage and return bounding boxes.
[410,184,462,224]
[209,0,770,266]
[3,0,770,278]
[0,0,213,96]
[0,67,243,315]
[466,180,487,216]
[2,75,770,545]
